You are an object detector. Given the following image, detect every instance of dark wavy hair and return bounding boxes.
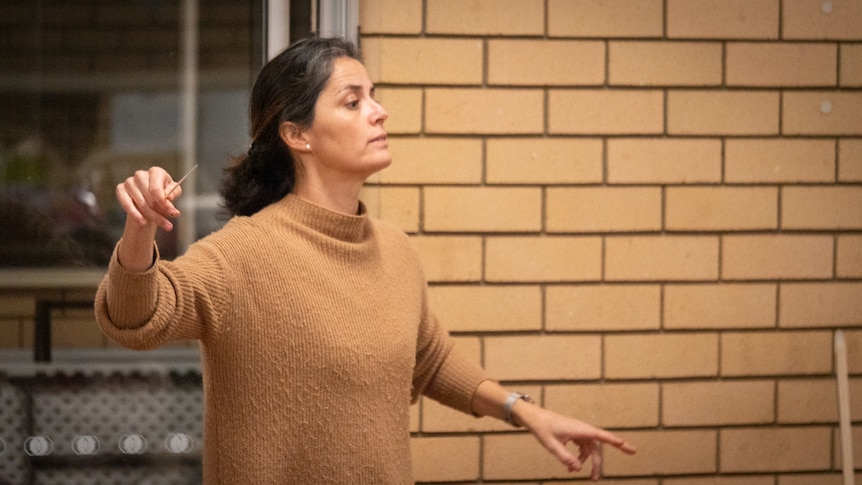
[220,37,360,217]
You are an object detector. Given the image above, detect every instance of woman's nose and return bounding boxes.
[370,99,388,123]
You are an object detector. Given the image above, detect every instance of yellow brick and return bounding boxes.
[842,44,862,86]
[666,186,778,231]
[418,401,494,434]
[783,0,862,40]
[667,90,780,135]
[547,187,662,233]
[582,481,658,485]
[839,427,862,472]
[486,138,603,185]
[783,92,862,135]
[359,0,422,34]
[725,139,835,183]
[607,138,722,184]
[726,42,837,86]
[720,427,832,472]
[665,478,773,485]
[483,439,656,482]
[484,482,544,485]
[838,235,862,278]
[720,331,833,376]
[721,235,833,280]
[546,284,660,332]
[485,335,602,381]
[777,378,840,424]
[849,330,862,374]
[423,187,541,232]
[359,186,419,233]
[605,430,717,476]
[409,401,419,433]
[782,186,862,230]
[605,236,719,281]
[426,0,544,35]
[609,41,722,86]
[485,236,602,282]
[426,88,544,134]
[489,40,605,86]
[663,381,774,426]
[484,433,586,480]
[409,236,482,282]
[428,285,542,332]
[605,333,719,379]
[667,0,779,39]
[375,88,421,134]
[410,436,480,483]
[379,137,482,184]
[547,0,663,38]
[421,384,541,433]
[840,139,862,181]
[545,383,660,428]
[780,474,853,485]
[549,89,663,135]
[779,282,862,327]
[362,38,483,85]
[665,283,776,330]
[451,335,482,362]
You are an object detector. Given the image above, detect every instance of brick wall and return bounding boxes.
[359,0,862,482]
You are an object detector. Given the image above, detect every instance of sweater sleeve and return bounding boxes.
[411,293,490,415]
[94,239,228,350]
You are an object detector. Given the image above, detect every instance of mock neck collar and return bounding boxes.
[274,193,370,243]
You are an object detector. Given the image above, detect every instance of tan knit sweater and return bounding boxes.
[94,194,489,484]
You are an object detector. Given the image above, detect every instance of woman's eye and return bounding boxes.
[347,100,359,109]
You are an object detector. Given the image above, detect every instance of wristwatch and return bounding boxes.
[503,392,534,427]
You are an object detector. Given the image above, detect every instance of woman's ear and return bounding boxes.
[279,122,311,153]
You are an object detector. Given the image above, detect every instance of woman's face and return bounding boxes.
[300,56,390,183]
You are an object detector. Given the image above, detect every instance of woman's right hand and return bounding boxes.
[115,167,184,272]
[116,166,183,233]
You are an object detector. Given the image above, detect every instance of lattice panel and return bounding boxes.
[0,381,28,484]
[0,371,203,485]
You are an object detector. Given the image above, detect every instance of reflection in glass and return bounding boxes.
[0,0,263,267]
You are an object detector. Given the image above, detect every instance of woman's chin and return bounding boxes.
[365,154,393,175]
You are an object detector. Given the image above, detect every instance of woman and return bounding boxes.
[95,37,635,483]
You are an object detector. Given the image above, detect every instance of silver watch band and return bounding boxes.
[503,392,533,427]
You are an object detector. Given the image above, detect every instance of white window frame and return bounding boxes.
[266,0,359,60]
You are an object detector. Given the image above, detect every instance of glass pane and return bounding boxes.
[0,0,263,267]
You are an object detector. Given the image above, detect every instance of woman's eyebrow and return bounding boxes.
[337,84,374,96]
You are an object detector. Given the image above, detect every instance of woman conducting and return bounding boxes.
[94,37,635,483]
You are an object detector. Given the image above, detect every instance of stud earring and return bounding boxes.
[305,144,311,150]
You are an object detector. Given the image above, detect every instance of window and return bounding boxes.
[0,0,266,267]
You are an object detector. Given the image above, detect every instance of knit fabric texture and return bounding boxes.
[94,194,489,484]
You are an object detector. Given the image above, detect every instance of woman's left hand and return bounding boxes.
[517,405,637,481]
